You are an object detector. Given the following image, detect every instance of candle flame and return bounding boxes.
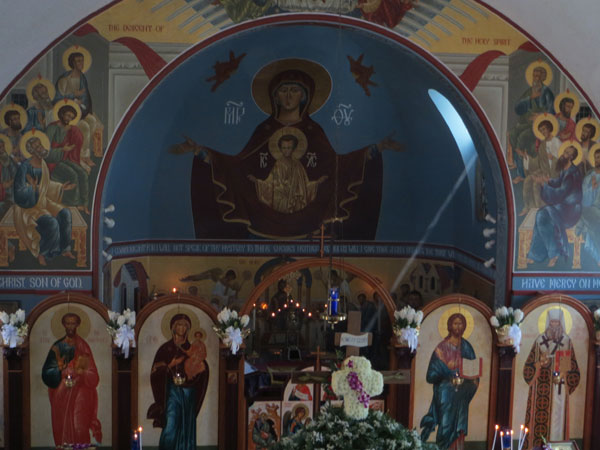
[500,431,504,437]
[525,428,528,433]
[495,424,499,430]
[138,426,143,432]
[520,424,524,430]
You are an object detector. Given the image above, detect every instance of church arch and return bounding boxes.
[240,257,396,319]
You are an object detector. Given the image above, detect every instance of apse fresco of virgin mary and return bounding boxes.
[171,58,401,240]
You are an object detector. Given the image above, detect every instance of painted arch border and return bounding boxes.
[91,13,514,305]
[513,294,595,450]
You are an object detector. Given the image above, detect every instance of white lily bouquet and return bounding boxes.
[393,306,424,352]
[331,356,383,420]
[213,307,250,355]
[490,306,524,352]
[107,308,136,358]
[0,309,27,348]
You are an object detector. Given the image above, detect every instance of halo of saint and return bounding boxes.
[160,306,203,340]
[437,306,474,339]
[0,103,27,129]
[589,143,600,166]
[0,134,12,153]
[533,113,559,140]
[576,117,600,141]
[558,139,583,165]
[50,305,92,339]
[52,99,82,126]
[26,76,56,105]
[20,129,50,158]
[252,58,332,115]
[268,127,308,160]
[525,60,553,86]
[62,45,92,73]
[554,91,580,119]
[537,305,573,334]
[291,403,309,417]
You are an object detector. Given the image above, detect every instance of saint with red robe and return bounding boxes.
[41,312,102,446]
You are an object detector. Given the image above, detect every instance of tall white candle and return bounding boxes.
[138,426,143,450]
[491,424,499,450]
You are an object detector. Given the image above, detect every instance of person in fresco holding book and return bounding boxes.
[420,313,479,450]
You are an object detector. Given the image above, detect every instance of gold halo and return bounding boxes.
[26,76,56,105]
[533,113,559,140]
[537,305,573,335]
[588,143,600,168]
[576,117,600,142]
[291,403,309,417]
[160,306,201,341]
[554,91,580,119]
[252,58,332,116]
[0,103,27,129]
[0,134,12,154]
[268,127,308,160]
[62,45,92,73]
[20,129,50,159]
[525,60,553,87]
[52,99,81,126]
[437,306,474,340]
[50,305,91,340]
[558,140,583,166]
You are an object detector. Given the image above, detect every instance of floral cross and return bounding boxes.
[331,356,383,420]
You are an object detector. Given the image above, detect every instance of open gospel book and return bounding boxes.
[459,357,482,379]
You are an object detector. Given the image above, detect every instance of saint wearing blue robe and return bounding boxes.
[527,152,582,266]
[147,314,209,450]
[13,152,72,263]
[420,313,478,449]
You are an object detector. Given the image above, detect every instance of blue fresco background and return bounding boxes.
[102,23,500,260]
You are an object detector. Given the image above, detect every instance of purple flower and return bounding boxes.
[346,370,370,408]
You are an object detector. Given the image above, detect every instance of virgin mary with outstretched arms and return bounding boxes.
[173,58,402,239]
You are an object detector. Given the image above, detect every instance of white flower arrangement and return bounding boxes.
[212,307,251,355]
[393,306,423,352]
[490,306,524,353]
[107,308,136,358]
[0,309,27,348]
[331,356,383,420]
[274,405,438,450]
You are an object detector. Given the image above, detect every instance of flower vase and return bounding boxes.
[495,324,513,345]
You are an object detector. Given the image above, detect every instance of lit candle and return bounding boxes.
[518,428,528,450]
[500,431,505,450]
[518,425,523,449]
[510,430,513,450]
[491,424,499,450]
[133,432,138,450]
[138,426,143,450]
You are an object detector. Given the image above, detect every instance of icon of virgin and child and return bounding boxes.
[170,58,403,240]
[147,313,210,450]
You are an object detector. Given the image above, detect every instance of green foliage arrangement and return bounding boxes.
[274,406,438,450]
